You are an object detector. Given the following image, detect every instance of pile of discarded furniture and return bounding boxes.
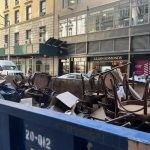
[0,64,149,132]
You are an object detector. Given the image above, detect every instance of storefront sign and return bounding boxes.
[135,60,150,76]
[90,55,127,61]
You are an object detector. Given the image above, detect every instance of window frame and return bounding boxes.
[4,35,8,48]
[15,10,19,24]
[39,26,46,42]
[5,14,9,27]
[14,32,19,46]
[26,30,32,43]
[26,5,32,20]
[40,0,46,16]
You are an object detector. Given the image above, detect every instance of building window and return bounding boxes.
[15,0,19,5]
[67,17,76,36]
[131,0,149,25]
[5,0,9,9]
[59,14,86,37]
[26,30,32,44]
[101,8,114,30]
[45,64,50,73]
[114,3,130,28]
[26,5,32,20]
[4,35,8,48]
[88,12,100,32]
[63,0,80,8]
[77,14,86,34]
[15,10,19,24]
[14,32,19,46]
[39,26,46,43]
[73,58,86,73]
[5,14,9,27]
[40,0,46,16]
[59,19,67,37]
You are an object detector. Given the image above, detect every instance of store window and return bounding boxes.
[131,0,149,25]
[88,12,100,32]
[135,60,150,76]
[59,19,67,37]
[114,4,130,28]
[73,58,86,73]
[101,8,114,30]
[77,14,86,34]
[61,59,70,74]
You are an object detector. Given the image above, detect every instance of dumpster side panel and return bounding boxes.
[0,113,10,150]
[0,101,149,150]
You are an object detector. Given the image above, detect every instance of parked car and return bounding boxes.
[0,60,23,76]
[58,73,89,80]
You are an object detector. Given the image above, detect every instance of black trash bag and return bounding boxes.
[0,83,21,102]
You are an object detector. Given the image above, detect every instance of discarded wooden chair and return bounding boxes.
[110,75,150,125]
[81,74,105,103]
[25,72,54,107]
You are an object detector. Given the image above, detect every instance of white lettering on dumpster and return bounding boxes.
[25,129,51,150]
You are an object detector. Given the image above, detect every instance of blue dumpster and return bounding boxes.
[0,100,150,150]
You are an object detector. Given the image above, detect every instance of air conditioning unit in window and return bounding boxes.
[25,39,31,44]
[40,12,46,16]
[4,43,8,48]
[39,37,45,43]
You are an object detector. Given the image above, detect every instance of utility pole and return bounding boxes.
[128,0,132,77]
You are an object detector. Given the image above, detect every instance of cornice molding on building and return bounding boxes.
[13,5,20,10]
[3,9,9,14]
[24,0,33,5]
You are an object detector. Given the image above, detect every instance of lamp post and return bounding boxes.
[127,0,132,77]
[0,14,10,60]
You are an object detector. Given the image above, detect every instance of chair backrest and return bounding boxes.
[31,72,51,90]
[111,77,150,116]
[103,71,119,98]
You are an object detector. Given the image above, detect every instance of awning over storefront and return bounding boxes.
[40,37,67,57]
